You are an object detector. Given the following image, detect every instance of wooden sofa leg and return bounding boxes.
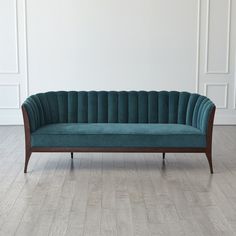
[162,152,165,160]
[71,152,73,159]
[24,150,32,173]
[206,152,213,174]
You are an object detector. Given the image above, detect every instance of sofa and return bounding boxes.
[22,91,215,173]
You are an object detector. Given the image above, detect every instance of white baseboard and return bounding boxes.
[0,113,23,125]
[214,114,236,125]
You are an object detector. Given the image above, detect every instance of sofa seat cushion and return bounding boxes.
[31,123,206,148]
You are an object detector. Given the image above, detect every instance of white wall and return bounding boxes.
[27,0,198,93]
[0,0,236,124]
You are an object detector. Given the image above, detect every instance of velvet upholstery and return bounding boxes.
[31,123,206,148]
[22,91,215,148]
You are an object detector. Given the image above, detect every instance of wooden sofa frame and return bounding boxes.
[22,106,216,174]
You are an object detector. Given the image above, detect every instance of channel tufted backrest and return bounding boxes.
[22,91,215,134]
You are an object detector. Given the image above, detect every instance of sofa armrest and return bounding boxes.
[197,100,215,134]
[22,95,45,133]
[22,105,32,150]
[199,102,215,134]
[192,96,215,135]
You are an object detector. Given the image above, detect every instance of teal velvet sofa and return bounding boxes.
[22,91,215,173]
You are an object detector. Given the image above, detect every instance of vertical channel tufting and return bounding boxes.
[158,91,169,123]
[98,91,108,123]
[57,91,68,123]
[148,91,158,123]
[199,100,210,131]
[168,91,179,123]
[37,93,52,124]
[186,94,199,126]
[23,91,215,133]
[108,91,118,123]
[201,101,214,133]
[78,92,88,123]
[68,91,78,123]
[27,97,38,130]
[138,91,148,123]
[177,92,190,124]
[45,92,59,124]
[24,100,36,131]
[128,91,138,123]
[88,91,98,123]
[32,95,45,127]
[118,91,128,123]
[192,96,205,128]
[197,98,209,129]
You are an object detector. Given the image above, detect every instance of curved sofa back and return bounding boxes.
[22,91,215,134]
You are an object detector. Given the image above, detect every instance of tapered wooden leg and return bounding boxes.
[71,152,73,159]
[162,152,165,160]
[206,152,213,174]
[24,150,31,173]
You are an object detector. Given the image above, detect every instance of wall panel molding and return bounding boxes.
[23,0,29,97]
[205,0,231,74]
[204,83,228,109]
[0,83,20,109]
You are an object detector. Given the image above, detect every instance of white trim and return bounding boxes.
[204,83,228,109]
[0,0,20,74]
[205,0,231,74]
[214,114,236,125]
[23,0,29,97]
[234,86,236,109]
[234,59,236,109]
[195,0,201,93]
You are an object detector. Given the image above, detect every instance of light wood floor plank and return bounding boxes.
[0,126,236,236]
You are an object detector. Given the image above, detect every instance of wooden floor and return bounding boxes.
[0,126,236,236]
